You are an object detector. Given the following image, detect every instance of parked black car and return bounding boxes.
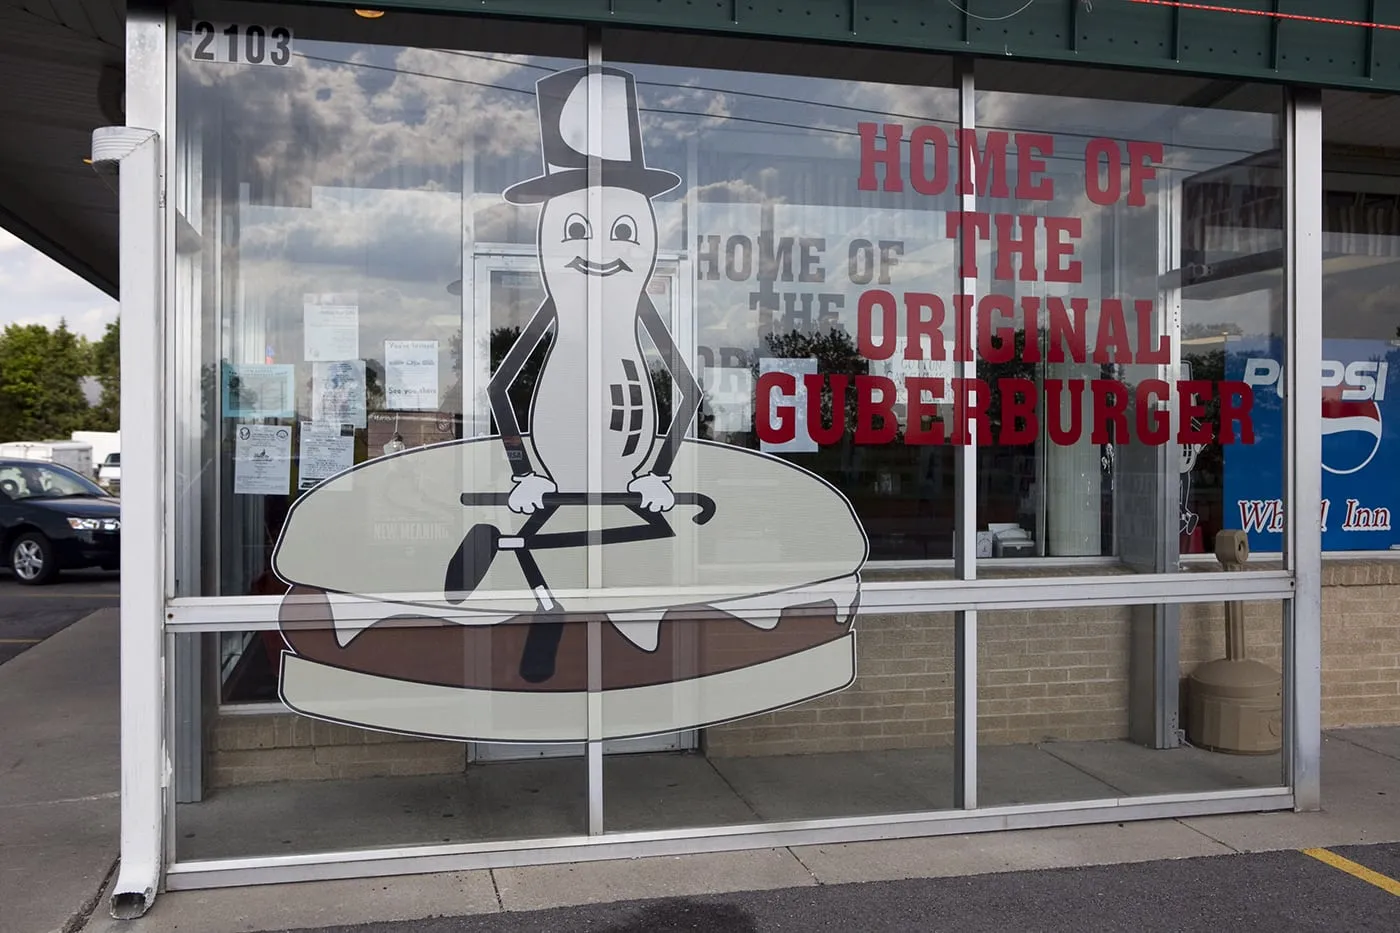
[0,458,120,584]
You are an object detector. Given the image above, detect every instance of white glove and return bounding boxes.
[628,473,675,513]
[508,472,556,514]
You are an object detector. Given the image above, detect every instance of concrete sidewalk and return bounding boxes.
[5,610,1400,933]
[0,608,120,933]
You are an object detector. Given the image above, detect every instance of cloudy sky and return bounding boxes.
[0,227,119,340]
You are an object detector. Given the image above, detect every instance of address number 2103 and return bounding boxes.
[190,22,293,67]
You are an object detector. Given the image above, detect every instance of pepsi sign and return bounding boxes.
[1243,357,1389,475]
[1226,338,1400,552]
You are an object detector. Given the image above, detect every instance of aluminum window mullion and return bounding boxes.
[953,57,977,812]
[1284,87,1323,812]
[585,31,605,839]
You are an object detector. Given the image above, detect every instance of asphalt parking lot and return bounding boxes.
[295,845,1400,933]
[0,569,118,664]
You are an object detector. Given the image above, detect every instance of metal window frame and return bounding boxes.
[1284,87,1323,811]
[139,1,1321,898]
[164,787,1293,891]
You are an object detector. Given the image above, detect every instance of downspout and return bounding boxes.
[96,6,170,916]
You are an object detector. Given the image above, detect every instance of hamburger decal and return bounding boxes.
[272,66,869,744]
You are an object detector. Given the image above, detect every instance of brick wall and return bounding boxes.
[704,611,957,758]
[706,607,1135,757]
[1317,560,1400,728]
[709,560,1400,757]
[207,560,1400,783]
[210,713,464,786]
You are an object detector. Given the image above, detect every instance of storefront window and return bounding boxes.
[978,599,1285,803]
[972,64,1284,564]
[168,1,1299,860]
[1305,90,1400,554]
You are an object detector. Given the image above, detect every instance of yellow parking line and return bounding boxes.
[1303,848,1400,896]
[0,638,43,644]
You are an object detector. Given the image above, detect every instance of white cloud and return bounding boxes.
[0,227,118,340]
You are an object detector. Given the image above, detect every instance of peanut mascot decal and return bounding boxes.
[272,67,869,744]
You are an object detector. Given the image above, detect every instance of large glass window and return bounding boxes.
[1308,90,1400,554]
[972,63,1284,566]
[168,1,1299,863]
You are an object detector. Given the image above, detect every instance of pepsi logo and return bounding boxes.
[1322,389,1382,475]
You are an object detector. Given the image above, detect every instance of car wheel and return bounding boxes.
[10,533,58,585]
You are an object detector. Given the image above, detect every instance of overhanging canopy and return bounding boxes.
[0,0,122,297]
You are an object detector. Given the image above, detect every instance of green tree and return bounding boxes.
[0,322,94,442]
[85,319,120,430]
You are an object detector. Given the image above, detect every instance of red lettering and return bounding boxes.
[1179,380,1215,445]
[957,129,1011,198]
[756,371,796,444]
[951,378,992,446]
[1090,379,1130,444]
[910,125,950,196]
[858,290,898,360]
[806,374,846,445]
[978,294,1016,364]
[1019,296,1042,364]
[993,213,1039,282]
[1085,138,1121,206]
[1135,379,1171,445]
[858,122,903,192]
[945,211,991,278]
[1047,297,1088,363]
[1092,300,1133,364]
[1134,300,1170,364]
[905,293,947,361]
[1015,133,1055,200]
[1126,141,1163,207]
[1045,217,1082,283]
[1045,379,1085,445]
[1217,380,1255,445]
[999,377,1038,444]
[855,375,899,443]
[953,293,976,362]
[906,377,947,445]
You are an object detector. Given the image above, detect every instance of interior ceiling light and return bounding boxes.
[354,9,386,18]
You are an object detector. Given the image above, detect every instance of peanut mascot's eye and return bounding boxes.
[610,215,639,244]
[563,213,592,242]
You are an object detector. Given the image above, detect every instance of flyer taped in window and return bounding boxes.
[234,423,292,495]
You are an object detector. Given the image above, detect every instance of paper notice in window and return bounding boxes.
[384,340,439,410]
[222,363,295,420]
[298,422,355,490]
[758,357,818,454]
[312,360,367,428]
[234,423,292,495]
[303,294,359,362]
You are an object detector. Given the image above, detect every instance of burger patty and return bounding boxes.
[278,585,853,693]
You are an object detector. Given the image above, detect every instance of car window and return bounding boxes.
[0,463,106,500]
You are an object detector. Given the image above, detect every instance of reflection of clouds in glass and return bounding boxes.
[179,42,575,200]
[694,179,773,204]
[474,198,540,245]
[242,187,460,284]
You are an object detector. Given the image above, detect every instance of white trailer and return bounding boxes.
[0,440,95,478]
[71,430,120,467]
